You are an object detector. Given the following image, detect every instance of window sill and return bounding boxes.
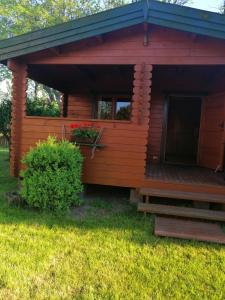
[25,116,132,124]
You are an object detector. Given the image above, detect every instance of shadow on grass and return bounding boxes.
[0,193,224,251]
[0,147,224,250]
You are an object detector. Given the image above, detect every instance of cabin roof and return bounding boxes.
[0,0,225,62]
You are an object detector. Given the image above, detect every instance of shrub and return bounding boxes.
[20,136,83,213]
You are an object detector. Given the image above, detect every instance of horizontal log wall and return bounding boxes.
[20,117,149,187]
[148,89,164,163]
[67,95,93,119]
[199,92,225,169]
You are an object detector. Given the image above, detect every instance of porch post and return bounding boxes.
[132,63,152,125]
[62,93,68,117]
[8,59,27,177]
[131,63,152,185]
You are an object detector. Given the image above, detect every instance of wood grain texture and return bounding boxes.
[19,116,148,187]
[138,203,225,221]
[25,25,225,65]
[139,188,225,203]
[9,59,27,177]
[142,177,225,195]
[67,94,93,119]
[155,216,225,244]
[199,93,225,169]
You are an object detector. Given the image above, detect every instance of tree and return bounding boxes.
[0,0,128,40]
[222,0,225,13]
[0,0,130,110]
[159,0,191,5]
[0,96,11,144]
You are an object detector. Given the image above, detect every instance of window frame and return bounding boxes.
[95,94,132,120]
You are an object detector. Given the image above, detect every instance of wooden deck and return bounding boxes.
[143,164,225,196]
[139,188,225,204]
[146,164,225,187]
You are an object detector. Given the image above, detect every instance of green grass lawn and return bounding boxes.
[0,147,225,299]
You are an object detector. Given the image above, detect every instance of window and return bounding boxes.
[96,96,131,120]
[97,97,112,120]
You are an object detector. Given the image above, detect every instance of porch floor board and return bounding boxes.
[147,164,225,187]
[139,203,225,221]
[155,216,225,244]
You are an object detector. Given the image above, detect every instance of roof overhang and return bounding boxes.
[0,0,225,62]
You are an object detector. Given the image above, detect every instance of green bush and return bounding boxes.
[20,136,83,213]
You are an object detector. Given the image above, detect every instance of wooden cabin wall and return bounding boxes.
[198,92,225,170]
[148,89,164,163]
[11,24,225,189]
[147,67,225,166]
[20,117,149,187]
[18,63,152,188]
[26,25,225,66]
[67,95,93,119]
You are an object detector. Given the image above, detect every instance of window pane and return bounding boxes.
[115,99,131,120]
[97,98,112,119]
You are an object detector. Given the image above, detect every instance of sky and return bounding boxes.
[189,0,223,12]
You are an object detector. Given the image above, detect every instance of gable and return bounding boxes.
[26,25,225,66]
[0,0,225,62]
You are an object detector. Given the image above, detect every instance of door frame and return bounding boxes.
[198,92,225,170]
[161,93,204,165]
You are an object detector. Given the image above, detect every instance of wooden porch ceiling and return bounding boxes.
[28,64,225,95]
[152,65,225,94]
[27,64,134,94]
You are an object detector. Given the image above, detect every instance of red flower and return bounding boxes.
[70,123,80,129]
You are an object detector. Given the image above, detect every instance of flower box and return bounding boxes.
[70,123,99,145]
[71,136,96,144]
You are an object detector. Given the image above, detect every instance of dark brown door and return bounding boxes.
[164,96,202,165]
[198,93,225,170]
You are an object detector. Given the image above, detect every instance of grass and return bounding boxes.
[0,147,225,299]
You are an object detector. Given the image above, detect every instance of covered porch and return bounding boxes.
[6,52,225,197]
[147,164,224,187]
[15,62,225,195]
[146,65,225,194]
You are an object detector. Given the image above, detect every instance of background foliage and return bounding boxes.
[0,96,11,143]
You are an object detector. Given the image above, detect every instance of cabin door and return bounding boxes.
[163,96,202,165]
[198,93,225,170]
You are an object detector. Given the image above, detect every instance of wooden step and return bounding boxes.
[155,216,225,244]
[138,203,225,222]
[139,188,225,204]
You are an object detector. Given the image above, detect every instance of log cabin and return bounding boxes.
[1,0,225,240]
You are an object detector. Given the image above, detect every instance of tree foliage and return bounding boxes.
[0,0,132,40]
[220,0,225,14]
[0,96,11,143]
[159,0,191,5]
[26,98,61,117]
